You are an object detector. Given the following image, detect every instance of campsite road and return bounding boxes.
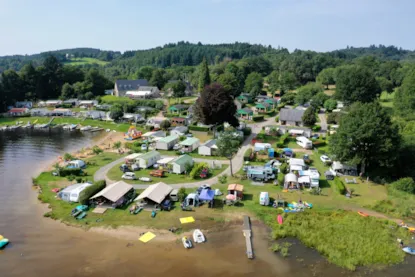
[94,117,275,189]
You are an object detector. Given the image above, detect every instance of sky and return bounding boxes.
[0,0,413,56]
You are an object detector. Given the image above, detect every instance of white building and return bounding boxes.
[198,139,218,156]
[170,154,194,174]
[135,151,161,169]
[155,135,179,150]
[170,126,188,136]
[288,158,306,172]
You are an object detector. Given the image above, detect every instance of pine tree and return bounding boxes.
[198,57,211,92]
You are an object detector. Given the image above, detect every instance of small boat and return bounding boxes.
[304,202,313,208]
[134,207,143,214]
[63,124,77,130]
[151,210,157,218]
[277,214,283,225]
[0,238,9,249]
[76,212,87,220]
[139,177,152,182]
[193,229,205,243]
[358,211,369,217]
[80,125,92,131]
[182,236,193,249]
[402,247,415,255]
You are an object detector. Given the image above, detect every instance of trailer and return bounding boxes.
[246,166,276,182]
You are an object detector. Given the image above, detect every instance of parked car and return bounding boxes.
[122,172,137,180]
[141,144,148,151]
[320,155,332,164]
[186,134,193,138]
[119,164,131,173]
[173,144,182,150]
[309,167,320,177]
[131,164,140,171]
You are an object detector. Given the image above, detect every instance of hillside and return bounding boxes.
[1,43,415,74]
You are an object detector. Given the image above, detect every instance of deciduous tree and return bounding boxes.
[302,107,317,126]
[394,71,415,120]
[329,102,400,173]
[150,68,167,89]
[60,83,75,100]
[217,72,239,97]
[316,68,336,89]
[109,104,124,121]
[171,80,186,98]
[335,65,381,104]
[193,83,239,127]
[160,120,171,130]
[324,99,338,112]
[216,132,241,176]
[244,72,263,96]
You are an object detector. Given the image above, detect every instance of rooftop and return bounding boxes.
[180,137,200,146]
[172,154,193,166]
[90,181,133,202]
[157,135,179,143]
[279,108,305,122]
[137,150,160,160]
[116,79,149,90]
[202,139,217,148]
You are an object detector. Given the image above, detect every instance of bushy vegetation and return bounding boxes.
[243,148,253,161]
[189,162,208,179]
[58,168,83,177]
[252,115,264,122]
[332,178,347,195]
[390,177,415,194]
[270,211,409,270]
[78,180,106,205]
[188,125,211,132]
[276,133,289,148]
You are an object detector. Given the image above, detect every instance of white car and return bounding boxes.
[320,155,332,164]
[122,172,137,180]
[141,144,148,151]
[173,144,182,150]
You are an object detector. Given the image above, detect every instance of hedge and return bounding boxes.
[253,115,264,122]
[242,127,252,136]
[244,148,253,161]
[189,125,210,132]
[312,125,321,132]
[78,180,106,205]
[59,168,83,177]
[313,140,326,147]
[276,133,289,148]
[333,179,347,195]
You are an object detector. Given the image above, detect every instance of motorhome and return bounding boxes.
[296,136,313,149]
[246,166,276,182]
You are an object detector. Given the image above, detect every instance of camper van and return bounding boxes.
[247,166,276,182]
[259,192,270,206]
[296,136,313,149]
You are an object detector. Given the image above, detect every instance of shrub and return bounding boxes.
[390,177,415,194]
[59,168,83,177]
[276,103,285,111]
[78,180,106,205]
[276,133,289,148]
[312,140,326,147]
[279,163,288,174]
[333,178,347,195]
[189,162,208,179]
[189,125,210,132]
[275,115,279,122]
[242,127,252,136]
[177,187,187,202]
[253,115,264,122]
[244,148,253,161]
[75,177,83,183]
[256,130,266,139]
[219,174,228,184]
[63,152,74,161]
[312,125,321,132]
[92,146,103,155]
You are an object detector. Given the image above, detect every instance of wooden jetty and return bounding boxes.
[243,215,254,259]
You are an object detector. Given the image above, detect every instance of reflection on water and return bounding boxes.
[0,129,413,277]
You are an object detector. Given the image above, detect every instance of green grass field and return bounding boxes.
[107,162,228,184]
[65,57,109,66]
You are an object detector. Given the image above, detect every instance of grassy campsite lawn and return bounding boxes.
[107,162,228,184]
[156,149,228,160]
[0,116,132,132]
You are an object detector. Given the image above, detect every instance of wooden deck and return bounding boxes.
[243,215,253,259]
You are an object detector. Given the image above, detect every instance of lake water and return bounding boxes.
[0,129,413,277]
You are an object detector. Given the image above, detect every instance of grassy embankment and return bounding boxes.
[107,162,228,184]
[0,117,132,132]
[64,57,109,66]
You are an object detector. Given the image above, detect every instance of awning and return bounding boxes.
[157,157,175,164]
[90,181,133,202]
[199,189,215,201]
[298,176,311,183]
[134,182,173,204]
[288,129,304,135]
[290,165,303,171]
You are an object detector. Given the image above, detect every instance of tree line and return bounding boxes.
[0,56,112,112]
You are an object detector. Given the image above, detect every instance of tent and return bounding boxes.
[58,182,93,202]
[199,189,215,201]
[184,193,200,207]
[284,173,299,190]
[67,160,86,169]
[135,182,173,204]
